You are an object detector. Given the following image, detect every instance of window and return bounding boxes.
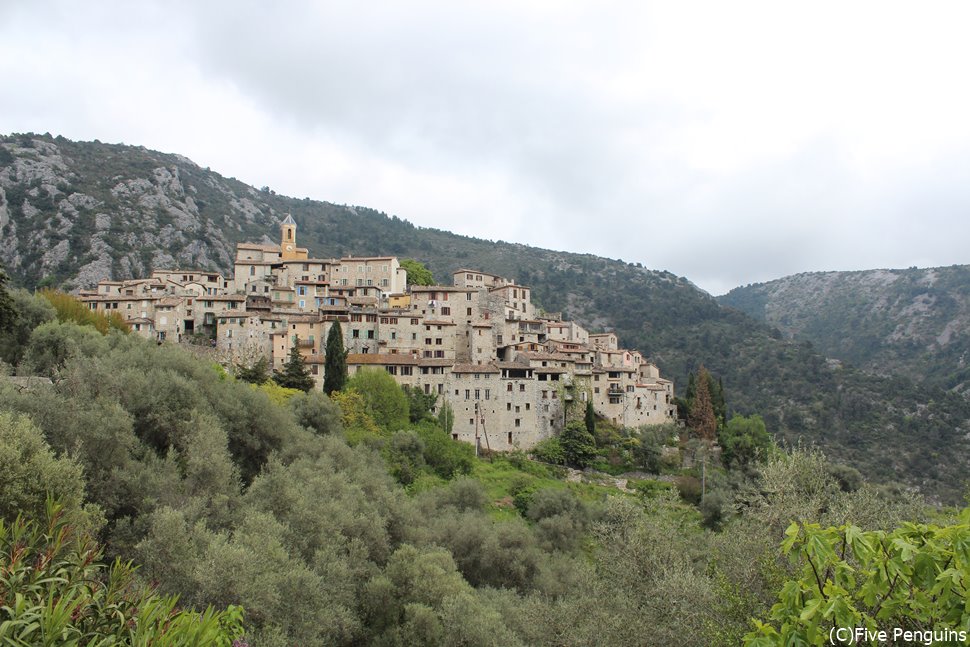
[507,383,513,392]
[519,384,525,392]
[367,330,375,339]
[425,338,432,345]
[465,390,470,400]
[508,432,513,445]
[410,318,419,325]
[352,329,360,338]
[386,366,397,375]
[525,403,530,410]
[400,366,412,376]
[441,307,450,315]
[466,293,473,301]
[474,389,480,400]
[515,419,521,427]
[485,389,490,400]
[507,403,512,411]
[435,338,443,345]
[434,350,445,358]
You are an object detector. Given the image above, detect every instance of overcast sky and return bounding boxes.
[3,1,969,295]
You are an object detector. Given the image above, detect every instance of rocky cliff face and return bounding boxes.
[719,267,970,394]
[0,134,280,289]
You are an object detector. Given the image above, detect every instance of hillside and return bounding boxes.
[3,132,970,503]
[718,267,970,395]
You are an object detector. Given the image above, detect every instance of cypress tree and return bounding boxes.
[584,400,596,436]
[324,321,347,395]
[688,366,717,442]
[274,336,315,392]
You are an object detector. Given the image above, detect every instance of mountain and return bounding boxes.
[718,268,970,396]
[3,132,970,503]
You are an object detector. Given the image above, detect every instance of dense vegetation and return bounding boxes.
[2,286,965,645]
[3,133,970,503]
[720,266,970,394]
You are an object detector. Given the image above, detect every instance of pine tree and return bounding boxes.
[274,336,315,392]
[236,356,269,384]
[323,321,347,395]
[687,366,717,442]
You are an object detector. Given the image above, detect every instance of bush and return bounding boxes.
[0,500,246,645]
[289,390,343,435]
[675,475,702,505]
[531,437,565,465]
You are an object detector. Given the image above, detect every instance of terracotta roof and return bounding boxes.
[495,361,530,370]
[452,363,500,374]
[422,320,456,326]
[411,285,476,293]
[418,359,454,367]
[347,353,421,365]
[522,352,573,362]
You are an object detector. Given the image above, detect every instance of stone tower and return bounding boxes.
[280,214,298,260]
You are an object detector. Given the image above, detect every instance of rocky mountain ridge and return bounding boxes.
[718,267,970,395]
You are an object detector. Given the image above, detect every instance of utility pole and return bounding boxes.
[474,402,480,458]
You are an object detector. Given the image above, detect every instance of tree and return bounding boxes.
[21,320,109,377]
[236,356,269,384]
[584,400,596,436]
[324,321,347,395]
[687,366,717,442]
[560,420,597,468]
[346,368,409,432]
[0,265,15,334]
[0,289,55,366]
[403,384,437,423]
[289,390,343,435]
[273,337,315,392]
[0,411,91,527]
[719,414,770,468]
[400,258,435,286]
[745,511,970,646]
[437,401,454,434]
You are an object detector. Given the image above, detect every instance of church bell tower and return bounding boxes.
[280,214,297,260]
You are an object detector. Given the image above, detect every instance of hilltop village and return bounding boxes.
[80,216,676,449]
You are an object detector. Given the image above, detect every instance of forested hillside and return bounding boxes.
[3,133,970,502]
[1,285,955,646]
[719,267,970,395]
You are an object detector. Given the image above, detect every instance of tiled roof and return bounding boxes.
[452,362,500,374]
[347,353,421,365]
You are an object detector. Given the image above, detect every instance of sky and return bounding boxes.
[3,1,970,295]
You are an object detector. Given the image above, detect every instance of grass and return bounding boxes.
[471,455,631,520]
